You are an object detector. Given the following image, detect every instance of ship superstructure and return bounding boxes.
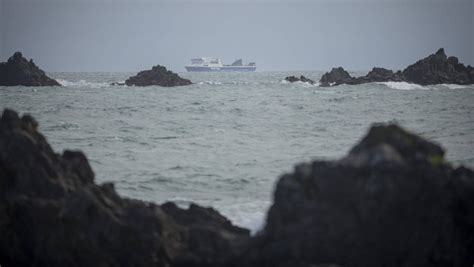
[185,58,256,72]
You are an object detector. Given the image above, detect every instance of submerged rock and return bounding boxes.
[0,109,248,266]
[0,52,61,86]
[319,48,474,86]
[125,65,192,87]
[244,123,474,267]
[284,75,316,85]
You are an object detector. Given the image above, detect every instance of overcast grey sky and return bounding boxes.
[1,0,473,72]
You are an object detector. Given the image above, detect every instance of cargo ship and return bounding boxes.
[185,58,256,72]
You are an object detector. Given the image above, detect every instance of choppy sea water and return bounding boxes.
[1,71,473,233]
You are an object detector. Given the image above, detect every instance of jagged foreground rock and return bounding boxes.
[125,65,192,87]
[318,48,474,86]
[1,109,473,266]
[243,124,474,266]
[0,52,61,86]
[0,109,248,266]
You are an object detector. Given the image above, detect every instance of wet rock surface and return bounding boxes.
[0,52,61,86]
[1,109,473,267]
[125,65,192,87]
[319,48,474,86]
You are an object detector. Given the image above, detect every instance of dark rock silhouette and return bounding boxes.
[244,124,474,266]
[319,67,353,86]
[319,67,404,87]
[0,52,61,86]
[353,67,405,84]
[318,48,474,86]
[402,48,474,85]
[0,109,248,267]
[125,65,192,87]
[284,75,316,85]
[1,108,474,266]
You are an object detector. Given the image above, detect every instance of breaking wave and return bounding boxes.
[438,84,473,90]
[377,82,473,91]
[280,80,319,87]
[376,82,428,90]
[57,79,111,88]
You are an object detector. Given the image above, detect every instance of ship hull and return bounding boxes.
[185,66,256,72]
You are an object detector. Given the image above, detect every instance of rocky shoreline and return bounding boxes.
[285,48,474,87]
[1,108,473,266]
[0,52,61,86]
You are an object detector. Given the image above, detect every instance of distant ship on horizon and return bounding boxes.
[185,57,256,72]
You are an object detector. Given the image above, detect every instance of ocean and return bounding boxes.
[1,71,473,233]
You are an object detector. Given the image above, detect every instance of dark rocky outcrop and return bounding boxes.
[125,65,192,87]
[353,67,405,84]
[1,108,474,266]
[284,75,316,85]
[319,67,353,86]
[243,124,474,267]
[402,48,474,85]
[318,48,474,87]
[0,52,61,86]
[319,67,404,87]
[0,109,248,267]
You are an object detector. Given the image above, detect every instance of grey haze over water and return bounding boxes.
[1,0,473,72]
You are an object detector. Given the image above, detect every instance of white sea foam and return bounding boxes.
[57,79,111,88]
[377,82,473,91]
[198,81,223,85]
[281,80,319,87]
[217,201,270,236]
[376,81,427,90]
[235,211,266,235]
[439,84,472,90]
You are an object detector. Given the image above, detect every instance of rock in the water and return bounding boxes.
[0,52,61,86]
[125,65,192,87]
[244,123,474,267]
[320,67,404,87]
[0,109,248,266]
[319,48,474,86]
[353,67,405,84]
[284,75,316,85]
[402,48,474,85]
[319,67,354,86]
[110,81,125,86]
